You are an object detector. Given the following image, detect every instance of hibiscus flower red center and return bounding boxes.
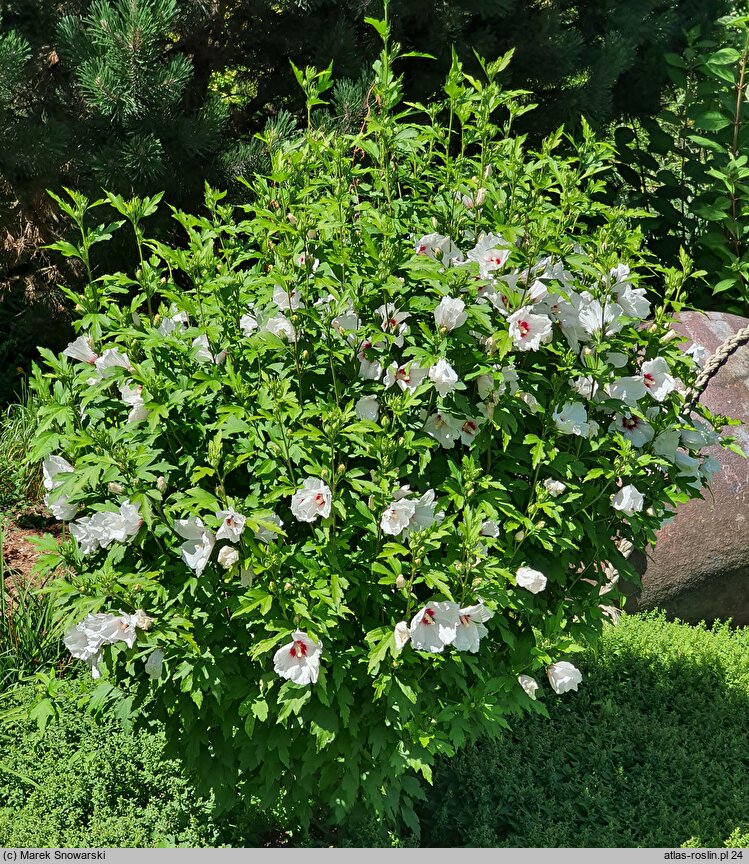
[462,421,477,434]
[314,493,325,506]
[291,640,307,658]
[622,416,638,430]
[422,608,436,625]
[459,614,472,626]
[518,320,530,337]
[644,373,655,388]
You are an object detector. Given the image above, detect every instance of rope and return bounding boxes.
[683,321,749,414]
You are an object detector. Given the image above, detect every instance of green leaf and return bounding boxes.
[251,699,269,722]
[690,109,732,132]
[29,698,56,733]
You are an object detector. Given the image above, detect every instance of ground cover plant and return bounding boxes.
[420,612,749,848]
[25,9,736,837]
[2,613,747,847]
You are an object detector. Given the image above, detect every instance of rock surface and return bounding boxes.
[623,311,749,625]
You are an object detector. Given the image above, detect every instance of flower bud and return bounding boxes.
[515,530,525,543]
[132,310,141,327]
[581,346,594,358]
[484,164,493,178]
[287,213,298,225]
[336,463,346,474]
[301,349,309,359]
[661,328,680,343]
[307,229,317,239]
[217,545,240,570]
[268,580,275,591]
[414,557,422,567]
[156,476,166,491]
[134,609,155,630]
[284,581,293,592]
[472,577,482,588]
[108,482,124,495]
[395,575,406,590]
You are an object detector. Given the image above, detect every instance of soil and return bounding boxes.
[2,511,61,595]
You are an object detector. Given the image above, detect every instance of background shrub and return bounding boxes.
[615,9,749,315]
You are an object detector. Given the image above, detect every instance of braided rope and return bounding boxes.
[683,321,749,413]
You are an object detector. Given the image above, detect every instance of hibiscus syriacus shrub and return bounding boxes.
[30,21,733,834]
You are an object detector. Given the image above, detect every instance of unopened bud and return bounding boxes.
[395,575,406,589]
[134,609,155,630]
[472,577,482,588]
[581,346,594,358]
[301,349,309,359]
[287,213,298,225]
[414,557,422,567]
[284,581,293,592]
[268,581,275,591]
[439,325,448,335]
[215,350,227,366]
[484,164,493,178]
[132,310,141,327]
[307,229,317,239]
[156,476,166,491]
[336,463,346,474]
[108,482,124,495]
[647,322,659,333]
[368,495,375,509]
[217,545,239,570]
[661,328,680,343]
[515,530,525,543]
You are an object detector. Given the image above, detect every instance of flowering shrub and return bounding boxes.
[30,19,734,834]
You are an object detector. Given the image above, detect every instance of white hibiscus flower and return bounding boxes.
[507,307,553,351]
[273,630,322,685]
[454,602,493,653]
[291,478,332,522]
[409,601,460,653]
